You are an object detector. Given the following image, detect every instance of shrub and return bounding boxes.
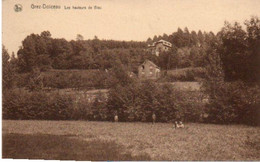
[160,68,206,82]
[44,94,74,120]
[205,81,260,125]
[3,82,206,123]
[107,80,205,122]
[3,90,74,120]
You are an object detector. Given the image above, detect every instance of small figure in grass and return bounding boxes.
[114,112,118,122]
[174,120,185,129]
[152,112,156,124]
[174,121,178,129]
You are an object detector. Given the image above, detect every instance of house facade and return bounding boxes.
[148,39,172,56]
[138,60,160,80]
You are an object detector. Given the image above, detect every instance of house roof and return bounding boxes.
[148,39,172,48]
[140,60,160,69]
[156,39,172,47]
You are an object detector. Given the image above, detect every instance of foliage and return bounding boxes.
[42,70,109,90]
[159,67,206,82]
[16,67,135,90]
[3,85,205,123]
[2,46,17,92]
[205,81,260,125]
[16,31,147,72]
[107,80,205,122]
[14,27,220,73]
[26,68,43,91]
[201,16,260,126]
[219,17,260,82]
[105,60,135,88]
[2,90,73,120]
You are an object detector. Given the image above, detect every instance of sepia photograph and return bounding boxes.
[2,0,260,161]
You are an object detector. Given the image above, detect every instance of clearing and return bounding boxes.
[2,120,260,160]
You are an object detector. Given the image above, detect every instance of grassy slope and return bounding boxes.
[2,120,260,160]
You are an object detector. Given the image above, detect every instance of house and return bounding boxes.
[138,60,160,79]
[148,39,172,56]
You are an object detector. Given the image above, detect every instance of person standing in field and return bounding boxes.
[152,112,156,124]
[114,112,118,122]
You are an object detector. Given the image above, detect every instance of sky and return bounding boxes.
[2,0,260,54]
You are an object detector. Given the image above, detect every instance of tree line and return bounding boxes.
[11,25,221,73]
[15,32,146,72]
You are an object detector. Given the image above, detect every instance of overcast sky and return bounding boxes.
[2,0,260,54]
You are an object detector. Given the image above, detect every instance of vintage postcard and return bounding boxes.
[2,0,260,161]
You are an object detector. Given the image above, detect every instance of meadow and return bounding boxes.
[2,120,260,161]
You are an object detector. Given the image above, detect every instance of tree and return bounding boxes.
[107,80,193,122]
[15,31,150,71]
[201,37,226,123]
[146,37,153,44]
[26,68,43,91]
[162,33,169,41]
[106,60,134,88]
[158,46,177,71]
[153,35,158,42]
[92,36,101,53]
[190,30,198,46]
[244,16,260,83]
[201,17,260,125]
[40,31,51,38]
[17,33,52,72]
[189,46,201,67]
[183,27,191,46]
[172,28,185,47]
[8,52,19,75]
[2,46,16,91]
[219,17,259,82]
[197,30,204,46]
[76,34,84,41]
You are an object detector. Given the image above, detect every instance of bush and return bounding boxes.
[205,81,260,125]
[107,80,205,122]
[3,82,206,123]
[3,89,110,121]
[160,68,206,82]
[3,90,74,120]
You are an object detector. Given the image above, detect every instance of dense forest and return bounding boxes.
[11,24,219,73]
[2,16,260,125]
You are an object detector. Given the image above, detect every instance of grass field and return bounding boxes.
[2,120,260,160]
